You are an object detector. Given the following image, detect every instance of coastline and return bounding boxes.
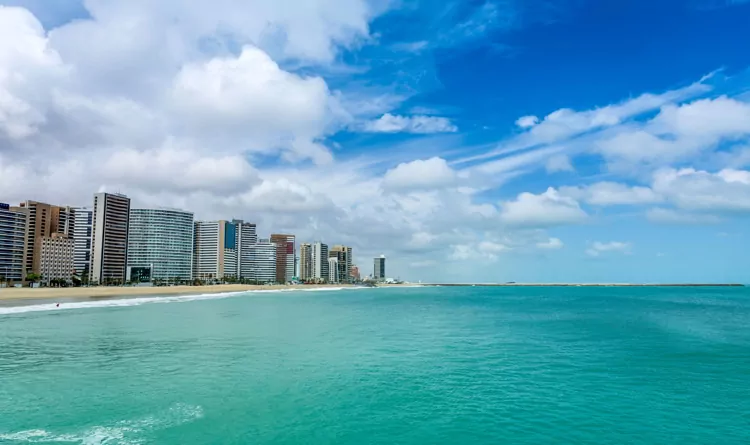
[0,284,357,302]
[420,283,745,287]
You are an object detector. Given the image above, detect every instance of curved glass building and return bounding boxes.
[127,208,194,282]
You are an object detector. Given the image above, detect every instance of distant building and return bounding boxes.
[299,243,313,281]
[39,233,75,282]
[72,207,93,277]
[351,265,361,281]
[270,234,295,283]
[193,220,239,280]
[127,208,194,282]
[91,193,130,284]
[328,257,339,283]
[0,203,28,284]
[235,220,257,279]
[329,245,353,284]
[374,255,386,280]
[247,238,277,283]
[312,242,329,282]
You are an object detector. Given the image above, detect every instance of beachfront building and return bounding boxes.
[0,203,28,284]
[374,255,386,281]
[39,233,75,283]
[299,243,312,281]
[16,200,75,276]
[270,234,295,283]
[72,207,93,277]
[246,239,277,283]
[330,245,353,284]
[312,242,329,283]
[193,220,243,281]
[127,208,194,283]
[351,265,361,282]
[235,220,257,279]
[328,257,339,283]
[90,193,131,285]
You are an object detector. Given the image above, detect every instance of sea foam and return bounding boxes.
[0,286,366,316]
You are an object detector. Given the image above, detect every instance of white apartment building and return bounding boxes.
[90,193,130,284]
[193,220,241,280]
[127,208,194,282]
[328,257,339,283]
[312,242,329,282]
[236,220,257,279]
[39,233,75,282]
[247,239,277,283]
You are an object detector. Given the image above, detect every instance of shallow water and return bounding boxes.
[1,286,749,444]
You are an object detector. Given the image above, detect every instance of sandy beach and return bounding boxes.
[0,284,355,301]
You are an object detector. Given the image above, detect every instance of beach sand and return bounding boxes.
[0,284,354,302]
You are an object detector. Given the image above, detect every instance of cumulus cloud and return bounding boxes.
[545,154,575,173]
[651,168,750,212]
[382,157,457,191]
[586,241,631,257]
[536,238,564,249]
[362,113,458,134]
[499,188,587,227]
[516,115,539,128]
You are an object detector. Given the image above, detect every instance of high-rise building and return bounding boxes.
[16,200,75,276]
[72,207,93,276]
[328,257,339,283]
[247,238,277,283]
[0,203,28,284]
[127,208,194,282]
[235,220,257,279]
[312,242,328,282]
[193,220,240,280]
[90,193,131,284]
[39,233,75,283]
[299,243,312,281]
[270,234,295,283]
[351,265,361,281]
[374,255,386,280]
[330,245,353,284]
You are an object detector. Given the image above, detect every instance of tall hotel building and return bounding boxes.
[0,203,28,284]
[312,242,328,283]
[299,243,312,281]
[235,220,257,279]
[193,220,242,280]
[16,200,75,276]
[127,208,194,282]
[374,255,386,280]
[330,245,353,284]
[270,234,295,283]
[247,238,277,283]
[90,193,131,284]
[39,233,75,282]
[72,207,93,276]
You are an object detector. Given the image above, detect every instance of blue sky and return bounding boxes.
[1,0,749,283]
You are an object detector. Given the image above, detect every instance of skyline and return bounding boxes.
[1,1,750,283]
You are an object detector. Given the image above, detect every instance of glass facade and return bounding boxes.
[127,208,194,281]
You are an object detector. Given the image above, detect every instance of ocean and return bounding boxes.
[1,286,749,444]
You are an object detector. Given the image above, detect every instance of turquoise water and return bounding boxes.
[1,286,749,444]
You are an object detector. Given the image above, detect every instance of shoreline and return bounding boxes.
[0,284,360,302]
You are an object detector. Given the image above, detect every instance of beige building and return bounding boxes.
[299,243,312,281]
[39,233,75,282]
[16,201,75,276]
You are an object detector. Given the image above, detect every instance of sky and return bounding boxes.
[1,0,750,284]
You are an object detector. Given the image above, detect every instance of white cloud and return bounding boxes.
[545,154,575,173]
[651,168,750,212]
[536,238,564,249]
[499,187,587,227]
[516,115,539,128]
[586,241,631,257]
[560,182,662,206]
[382,157,457,191]
[362,113,458,134]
